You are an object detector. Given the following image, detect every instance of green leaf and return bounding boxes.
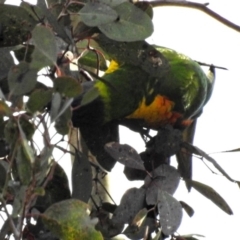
[20,2,45,21]
[0,48,14,81]
[37,0,72,44]
[4,118,34,149]
[0,160,8,190]
[30,47,53,70]
[130,208,148,229]
[145,165,180,205]
[31,25,58,69]
[220,147,240,153]
[35,163,71,212]
[152,231,162,240]
[34,146,53,185]
[79,2,118,27]
[54,103,72,135]
[124,217,156,240]
[27,89,53,114]
[52,98,73,124]
[80,86,100,107]
[0,100,11,117]
[19,117,35,140]
[42,199,103,240]
[186,180,233,215]
[4,119,18,147]
[0,139,9,158]
[157,191,183,235]
[8,62,37,96]
[236,181,240,188]
[98,2,153,42]
[50,92,62,123]
[179,201,194,217]
[18,120,35,163]
[105,142,145,170]
[12,185,27,218]
[100,0,127,7]
[16,144,32,185]
[71,149,92,203]
[0,4,37,47]
[54,77,82,97]
[112,188,146,225]
[15,120,34,185]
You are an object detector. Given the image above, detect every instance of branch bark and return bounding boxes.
[146,0,240,33]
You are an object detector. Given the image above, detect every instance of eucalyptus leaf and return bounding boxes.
[16,144,32,186]
[72,149,92,203]
[98,2,153,42]
[0,100,11,117]
[31,25,58,68]
[81,87,100,107]
[145,165,180,205]
[80,2,118,27]
[8,62,37,96]
[0,48,14,80]
[54,103,72,135]
[27,89,53,114]
[34,146,53,185]
[105,142,145,170]
[112,187,146,225]
[55,98,73,123]
[37,0,72,44]
[124,217,157,240]
[186,180,233,215]
[54,76,82,97]
[100,0,127,7]
[12,186,28,218]
[0,161,7,190]
[158,191,183,235]
[179,201,194,217]
[18,120,35,164]
[50,92,61,123]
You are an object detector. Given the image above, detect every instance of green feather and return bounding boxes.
[72,45,215,171]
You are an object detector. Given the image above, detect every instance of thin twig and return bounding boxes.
[196,61,228,70]
[95,178,117,205]
[147,0,240,33]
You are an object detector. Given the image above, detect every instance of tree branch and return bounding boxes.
[146,0,240,33]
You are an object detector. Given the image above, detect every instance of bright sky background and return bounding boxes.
[4,0,240,240]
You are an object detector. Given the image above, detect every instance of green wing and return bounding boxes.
[71,45,215,171]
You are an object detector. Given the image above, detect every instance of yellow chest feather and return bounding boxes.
[126,95,181,129]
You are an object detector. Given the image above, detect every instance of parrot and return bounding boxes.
[71,45,215,172]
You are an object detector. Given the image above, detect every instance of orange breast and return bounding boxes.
[126,95,188,129]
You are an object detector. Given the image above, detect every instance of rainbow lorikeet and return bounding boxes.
[71,45,215,172]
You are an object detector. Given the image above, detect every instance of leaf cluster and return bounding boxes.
[0,1,237,240]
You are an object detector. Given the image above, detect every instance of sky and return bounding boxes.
[4,0,240,239]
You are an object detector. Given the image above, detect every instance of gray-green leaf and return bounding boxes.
[158,191,182,235]
[80,2,118,27]
[98,2,153,42]
[186,179,233,215]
